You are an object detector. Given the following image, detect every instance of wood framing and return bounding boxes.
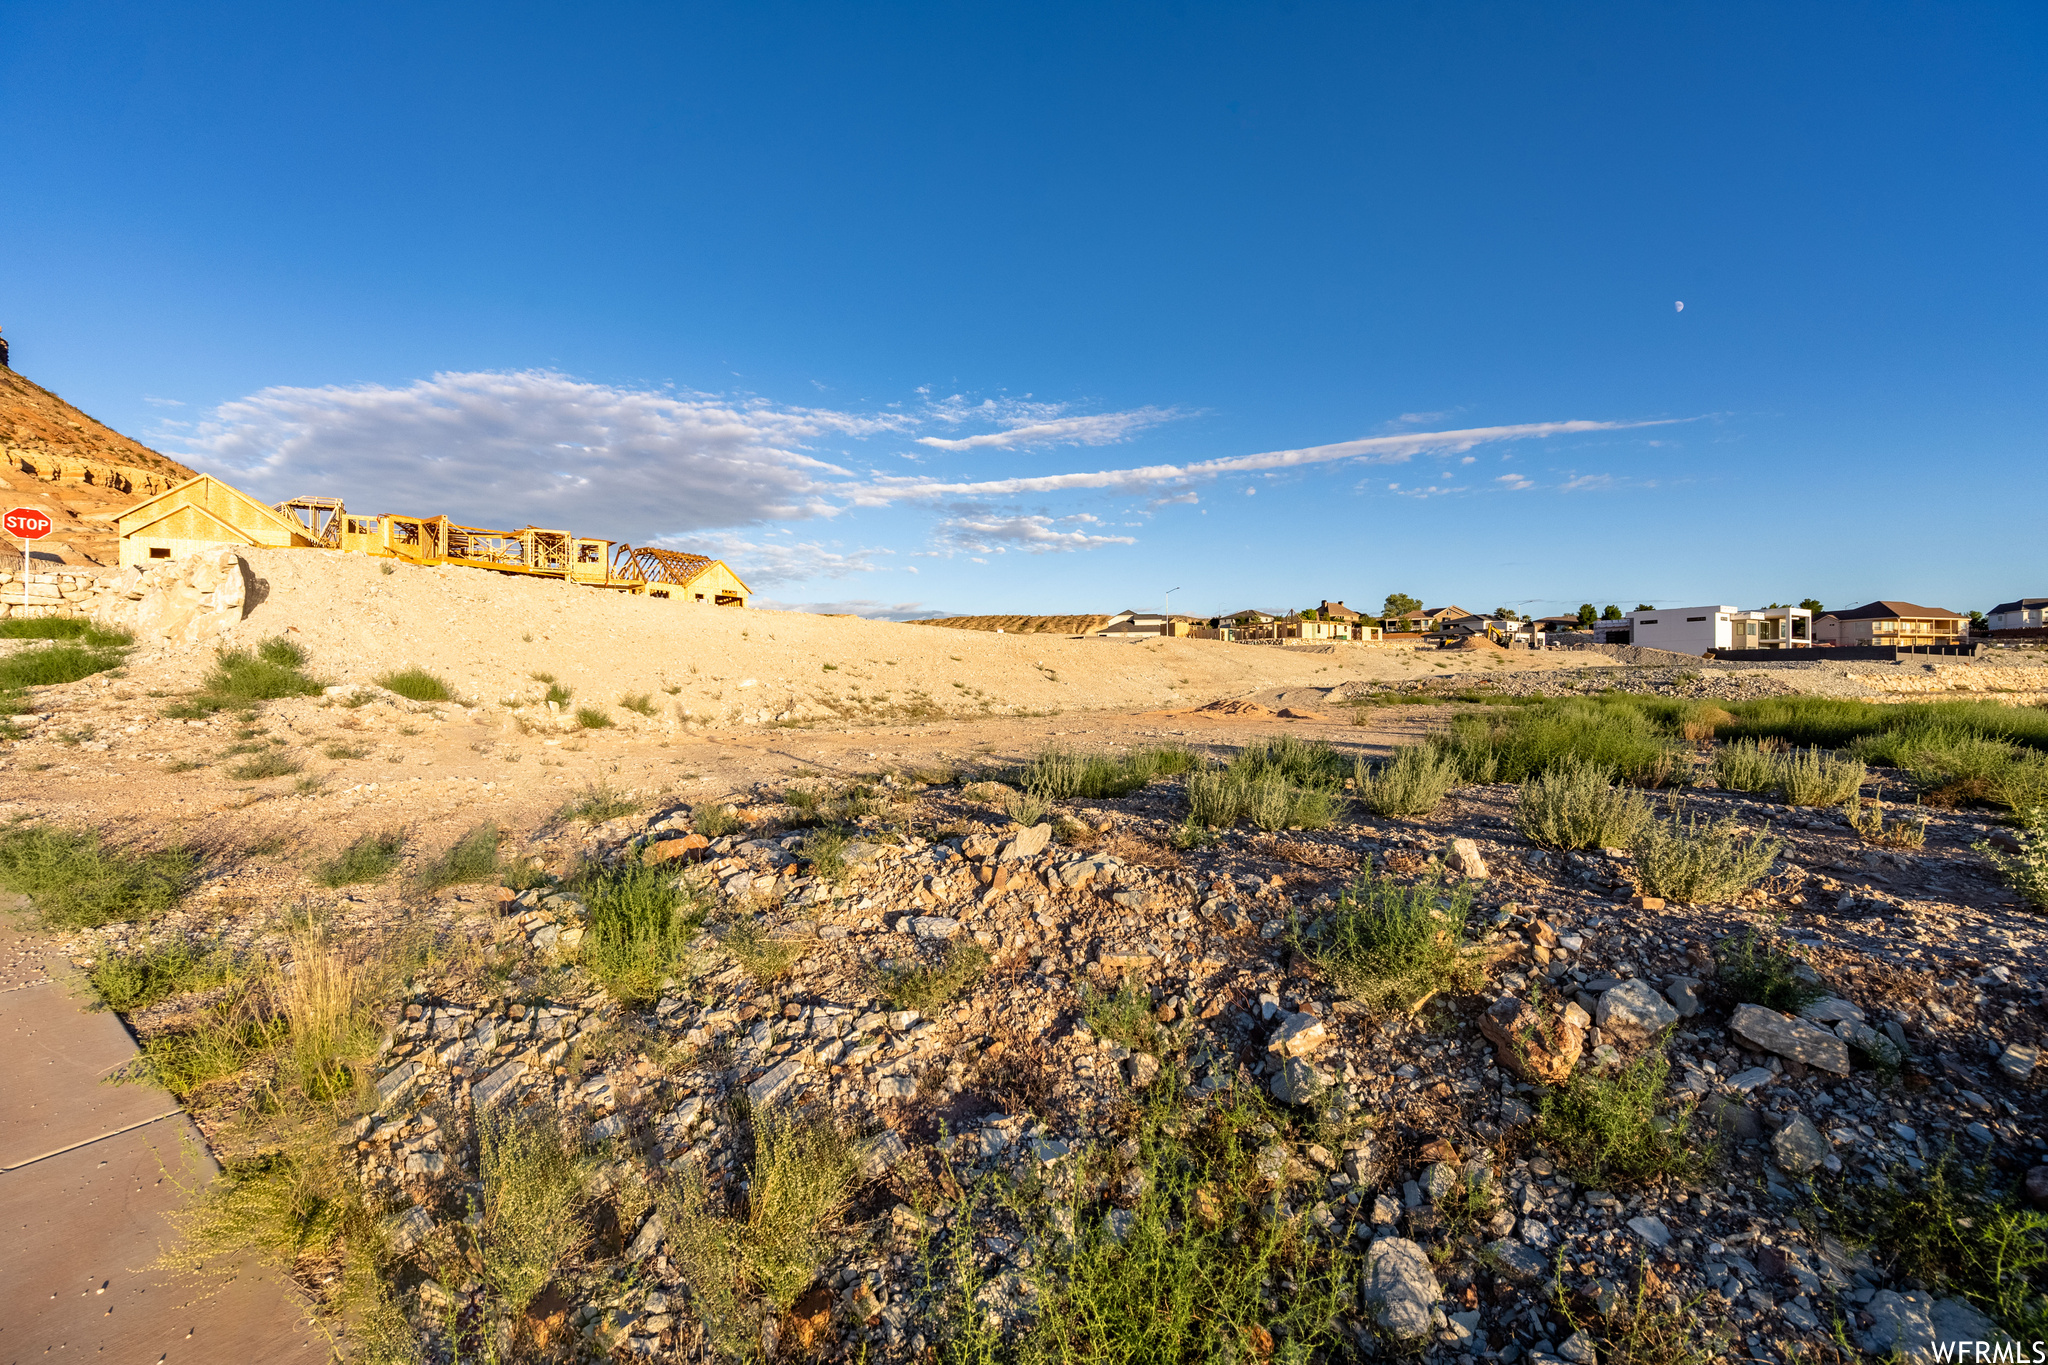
[116,475,322,567]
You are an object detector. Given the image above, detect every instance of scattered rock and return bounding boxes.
[1446,839,1489,880]
[1997,1042,2039,1082]
[1728,1003,1851,1075]
[1267,1010,1329,1058]
[1772,1113,1831,1175]
[1480,994,1585,1085]
[1596,979,1678,1042]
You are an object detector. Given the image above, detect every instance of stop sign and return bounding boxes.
[3,508,52,540]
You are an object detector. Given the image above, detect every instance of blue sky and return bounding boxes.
[4,2,2043,619]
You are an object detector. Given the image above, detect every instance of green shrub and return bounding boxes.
[1354,744,1461,818]
[471,1108,592,1314]
[0,824,193,927]
[1535,1050,1701,1186]
[1434,699,1684,786]
[665,1111,863,1360]
[411,823,501,893]
[169,637,323,715]
[1827,1155,2048,1342]
[1185,768,1332,830]
[1977,809,2048,911]
[1514,757,1653,850]
[0,618,131,644]
[801,826,850,882]
[1079,974,1168,1054]
[1002,789,1050,826]
[873,939,987,1013]
[561,782,638,823]
[0,636,131,690]
[89,937,241,1012]
[1295,874,1477,1012]
[579,859,704,1006]
[1715,927,1826,1012]
[225,750,303,781]
[1777,747,1866,806]
[1021,743,1199,800]
[1185,767,1247,827]
[374,666,453,702]
[619,692,656,716]
[311,831,406,888]
[1631,812,1781,903]
[574,705,612,729]
[1723,696,2048,753]
[693,804,744,838]
[937,1092,1359,1361]
[1710,738,1780,793]
[1230,733,1345,789]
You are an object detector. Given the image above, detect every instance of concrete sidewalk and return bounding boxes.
[0,910,328,1363]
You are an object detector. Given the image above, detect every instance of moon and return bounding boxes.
[1675,301,1685,312]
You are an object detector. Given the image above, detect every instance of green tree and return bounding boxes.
[1381,592,1422,619]
[1491,607,1521,620]
[1968,610,1987,635]
[1601,605,1623,620]
[1798,598,1823,613]
[1576,603,1597,628]
[1634,603,1655,611]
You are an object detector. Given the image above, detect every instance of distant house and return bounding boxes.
[1234,610,1381,644]
[1105,608,1201,638]
[1627,605,1813,655]
[1318,600,1364,622]
[1812,601,1965,648]
[1532,615,1583,633]
[1986,598,2048,638]
[1387,604,1472,633]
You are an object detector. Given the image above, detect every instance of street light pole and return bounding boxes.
[1164,586,1181,639]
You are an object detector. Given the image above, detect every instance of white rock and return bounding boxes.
[1362,1237,1442,1340]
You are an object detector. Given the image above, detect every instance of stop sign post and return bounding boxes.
[4,507,52,572]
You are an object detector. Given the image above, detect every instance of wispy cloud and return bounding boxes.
[860,418,1679,503]
[685,534,893,586]
[915,405,1184,452]
[166,369,910,541]
[752,597,947,620]
[937,513,1137,555]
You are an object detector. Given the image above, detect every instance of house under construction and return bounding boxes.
[116,475,750,606]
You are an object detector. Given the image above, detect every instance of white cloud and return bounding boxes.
[1496,473,1535,491]
[1150,490,1200,507]
[1557,473,1617,492]
[751,598,947,621]
[168,369,911,542]
[684,534,893,587]
[914,405,1183,452]
[937,514,1137,555]
[859,418,1679,503]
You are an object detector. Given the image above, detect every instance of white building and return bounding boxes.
[1987,598,2047,637]
[1627,605,1813,655]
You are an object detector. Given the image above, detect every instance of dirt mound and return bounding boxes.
[1449,635,1509,652]
[0,367,195,565]
[905,614,1109,635]
[1189,698,1276,717]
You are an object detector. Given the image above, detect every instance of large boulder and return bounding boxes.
[91,547,250,643]
[1362,1237,1442,1339]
